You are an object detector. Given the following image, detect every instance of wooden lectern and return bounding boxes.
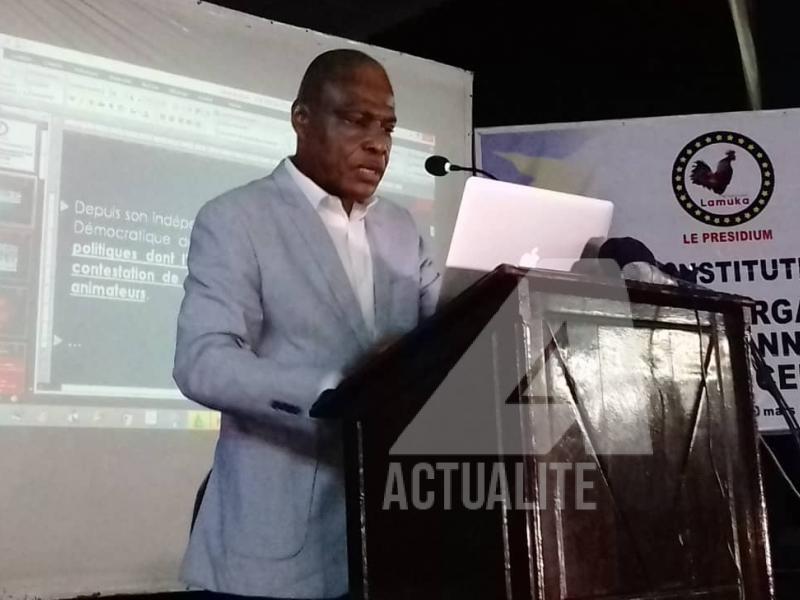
[312,265,773,600]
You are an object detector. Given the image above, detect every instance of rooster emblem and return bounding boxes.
[690,150,736,194]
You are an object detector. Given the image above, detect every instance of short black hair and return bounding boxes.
[295,49,385,108]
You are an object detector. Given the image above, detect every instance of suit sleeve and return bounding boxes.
[418,232,441,319]
[173,199,327,421]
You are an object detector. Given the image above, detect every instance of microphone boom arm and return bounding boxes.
[449,164,499,180]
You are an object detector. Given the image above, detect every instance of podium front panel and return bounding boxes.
[338,269,771,600]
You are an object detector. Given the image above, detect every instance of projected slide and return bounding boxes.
[43,132,265,395]
[0,34,436,429]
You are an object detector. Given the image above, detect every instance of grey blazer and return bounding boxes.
[173,159,440,598]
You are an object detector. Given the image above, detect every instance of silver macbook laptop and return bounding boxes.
[440,176,614,302]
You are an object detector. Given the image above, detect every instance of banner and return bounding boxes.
[477,109,800,431]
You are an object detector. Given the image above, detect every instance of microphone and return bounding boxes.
[424,155,450,176]
[424,155,498,180]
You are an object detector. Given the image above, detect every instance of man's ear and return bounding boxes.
[291,101,309,140]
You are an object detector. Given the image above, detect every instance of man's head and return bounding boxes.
[291,49,396,208]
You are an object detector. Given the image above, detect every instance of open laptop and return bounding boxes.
[440,176,614,302]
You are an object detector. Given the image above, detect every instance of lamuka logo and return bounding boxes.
[672,131,774,227]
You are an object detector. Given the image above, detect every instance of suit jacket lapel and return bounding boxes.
[271,161,372,350]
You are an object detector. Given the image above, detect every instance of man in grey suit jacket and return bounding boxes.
[173,50,440,599]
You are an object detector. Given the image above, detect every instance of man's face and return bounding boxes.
[292,64,396,204]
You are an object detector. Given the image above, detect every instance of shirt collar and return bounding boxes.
[284,157,379,219]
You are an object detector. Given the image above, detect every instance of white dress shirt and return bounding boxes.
[285,158,378,341]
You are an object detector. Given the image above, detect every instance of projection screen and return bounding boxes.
[0,1,473,597]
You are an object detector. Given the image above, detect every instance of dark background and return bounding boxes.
[206,0,800,128]
[186,1,799,597]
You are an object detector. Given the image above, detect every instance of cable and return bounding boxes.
[749,340,800,459]
[748,341,800,506]
[759,435,800,504]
